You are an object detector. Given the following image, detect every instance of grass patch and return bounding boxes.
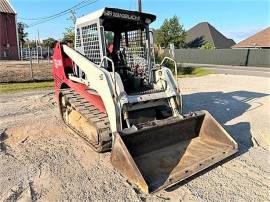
[0,67,212,94]
[177,67,214,77]
[0,81,54,94]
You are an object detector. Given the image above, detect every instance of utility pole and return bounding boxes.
[37,29,40,63]
[138,0,142,12]
[138,0,143,46]
[37,29,40,45]
[36,37,39,63]
[20,41,23,60]
[69,10,77,25]
[47,46,50,64]
[28,42,33,80]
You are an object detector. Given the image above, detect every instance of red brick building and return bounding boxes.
[0,0,19,59]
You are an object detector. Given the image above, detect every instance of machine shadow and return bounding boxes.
[165,90,268,192]
[183,90,268,154]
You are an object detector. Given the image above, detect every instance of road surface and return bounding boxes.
[181,63,270,77]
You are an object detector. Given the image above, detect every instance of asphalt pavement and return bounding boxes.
[181,63,270,77]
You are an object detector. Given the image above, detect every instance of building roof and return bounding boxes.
[232,27,270,48]
[0,0,16,14]
[185,22,235,49]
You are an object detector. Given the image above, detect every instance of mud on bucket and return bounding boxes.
[111,110,238,193]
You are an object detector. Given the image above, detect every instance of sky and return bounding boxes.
[10,0,270,43]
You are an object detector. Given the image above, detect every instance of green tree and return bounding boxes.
[17,22,28,45]
[156,16,186,48]
[105,32,114,44]
[43,37,57,49]
[28,40,37,48]
[62,27,75,45]
[62,10,77,45]
[23,40,36,48]
[201,42,215,49]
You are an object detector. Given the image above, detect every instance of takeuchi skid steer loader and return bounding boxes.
[52,7,238,193]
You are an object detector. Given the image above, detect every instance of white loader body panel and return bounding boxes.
[62,45,181,132]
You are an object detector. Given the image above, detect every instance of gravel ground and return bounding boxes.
[0,74,269,201]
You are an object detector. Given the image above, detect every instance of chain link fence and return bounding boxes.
[19,45,53,63]
[0,45,54,82]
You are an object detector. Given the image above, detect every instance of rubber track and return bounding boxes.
[61,88,111,152]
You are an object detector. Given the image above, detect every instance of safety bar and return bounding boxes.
[160,57,182,113]
[160,57,179,89]
[99,56,117,99]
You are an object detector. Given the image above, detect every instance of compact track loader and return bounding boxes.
[52,8,238,193]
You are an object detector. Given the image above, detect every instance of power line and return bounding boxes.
[18,0,91,21]
[20,0,99,27]
[28,0,99,27]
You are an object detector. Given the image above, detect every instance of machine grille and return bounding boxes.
[81,23,101,65]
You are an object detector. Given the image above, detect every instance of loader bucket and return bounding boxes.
[111,110,238,193]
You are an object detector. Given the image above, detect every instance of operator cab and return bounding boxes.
[75,8,156,94]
